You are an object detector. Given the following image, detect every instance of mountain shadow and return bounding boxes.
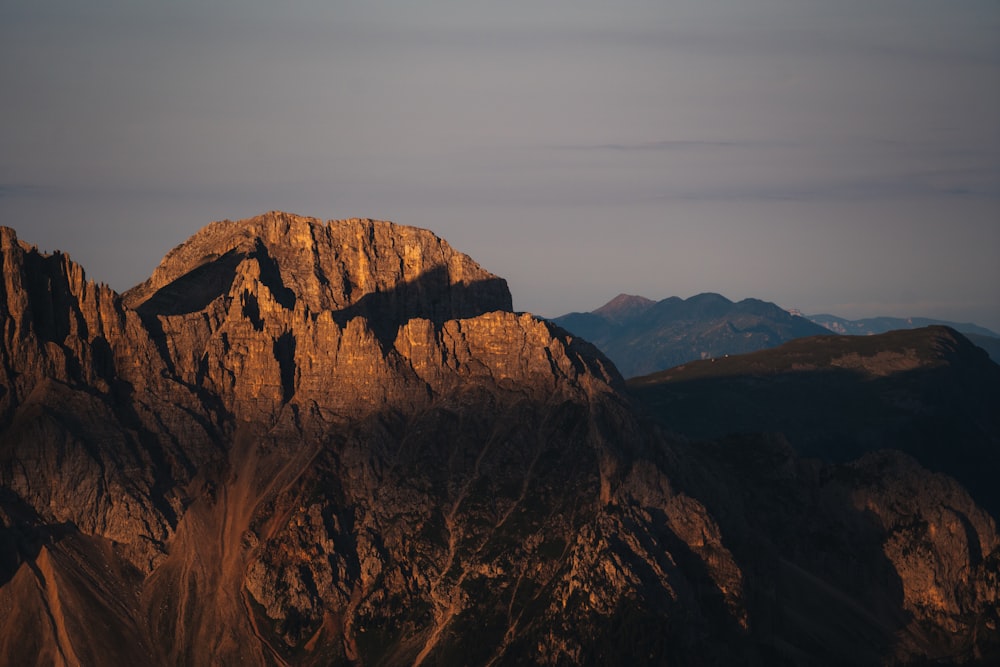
[661,433,916,665]
[132,247,246,317]
[0,489,75,588]
[129,237,512,350]
[329,265,512,346]
[630,326,1000,519]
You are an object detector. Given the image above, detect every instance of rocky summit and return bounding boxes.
[1,212,998,666]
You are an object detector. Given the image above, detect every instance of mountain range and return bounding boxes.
[807,313,999,339]
[808,314,1000,364]
[555,294,1000,378]
[1,212,998,665]
[553,293,830,378]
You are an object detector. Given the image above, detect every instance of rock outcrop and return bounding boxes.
[0,226,216,573]
[1,212,997,665]
[667,435,1000,665]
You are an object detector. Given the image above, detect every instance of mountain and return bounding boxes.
[808,313,1000,363]
[591,293,655,321]
[627,326,1000,662]
[553,292,828,378]
[809,313,1000,339]
[628,326,1000,518]
[966,333,1000,363]
[1,212,998,665]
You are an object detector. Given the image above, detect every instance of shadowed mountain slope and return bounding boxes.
[1,213,998,665]
[629,326,1000,518]
[809,313,1000,362]
[554,292,828,378]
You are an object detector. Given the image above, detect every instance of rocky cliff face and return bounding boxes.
[0,225,217,573]
[666,436,1000,665]
[1,212,997,666]
[120,212,515,423]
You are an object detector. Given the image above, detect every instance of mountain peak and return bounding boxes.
[688,292,731,303]
[3,218,999,665]
[108,212,521,422]
[592,293,655,322]
[555,291,828,377]
[123,211,512,322]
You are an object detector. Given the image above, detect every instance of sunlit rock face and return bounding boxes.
[121,211,517,423]
[0,213,997,666]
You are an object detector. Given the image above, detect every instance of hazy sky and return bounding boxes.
[3,0,999,329]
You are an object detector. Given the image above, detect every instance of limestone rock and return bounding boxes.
[0,213,996,666]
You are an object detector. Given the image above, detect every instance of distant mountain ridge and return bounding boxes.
[554,292,828,378]
[809,313,1000,362]
[592,293,655,321]
[808,313,999,338]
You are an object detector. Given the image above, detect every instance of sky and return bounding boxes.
[2,0,999,330]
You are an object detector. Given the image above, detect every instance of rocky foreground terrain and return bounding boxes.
[1,211,998,665]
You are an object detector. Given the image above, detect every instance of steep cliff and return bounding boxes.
[665,436,1000,665]
[0,226,217,573]
[1,213,997,665]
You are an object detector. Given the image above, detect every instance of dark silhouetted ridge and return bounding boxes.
[630,326,1000,518]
